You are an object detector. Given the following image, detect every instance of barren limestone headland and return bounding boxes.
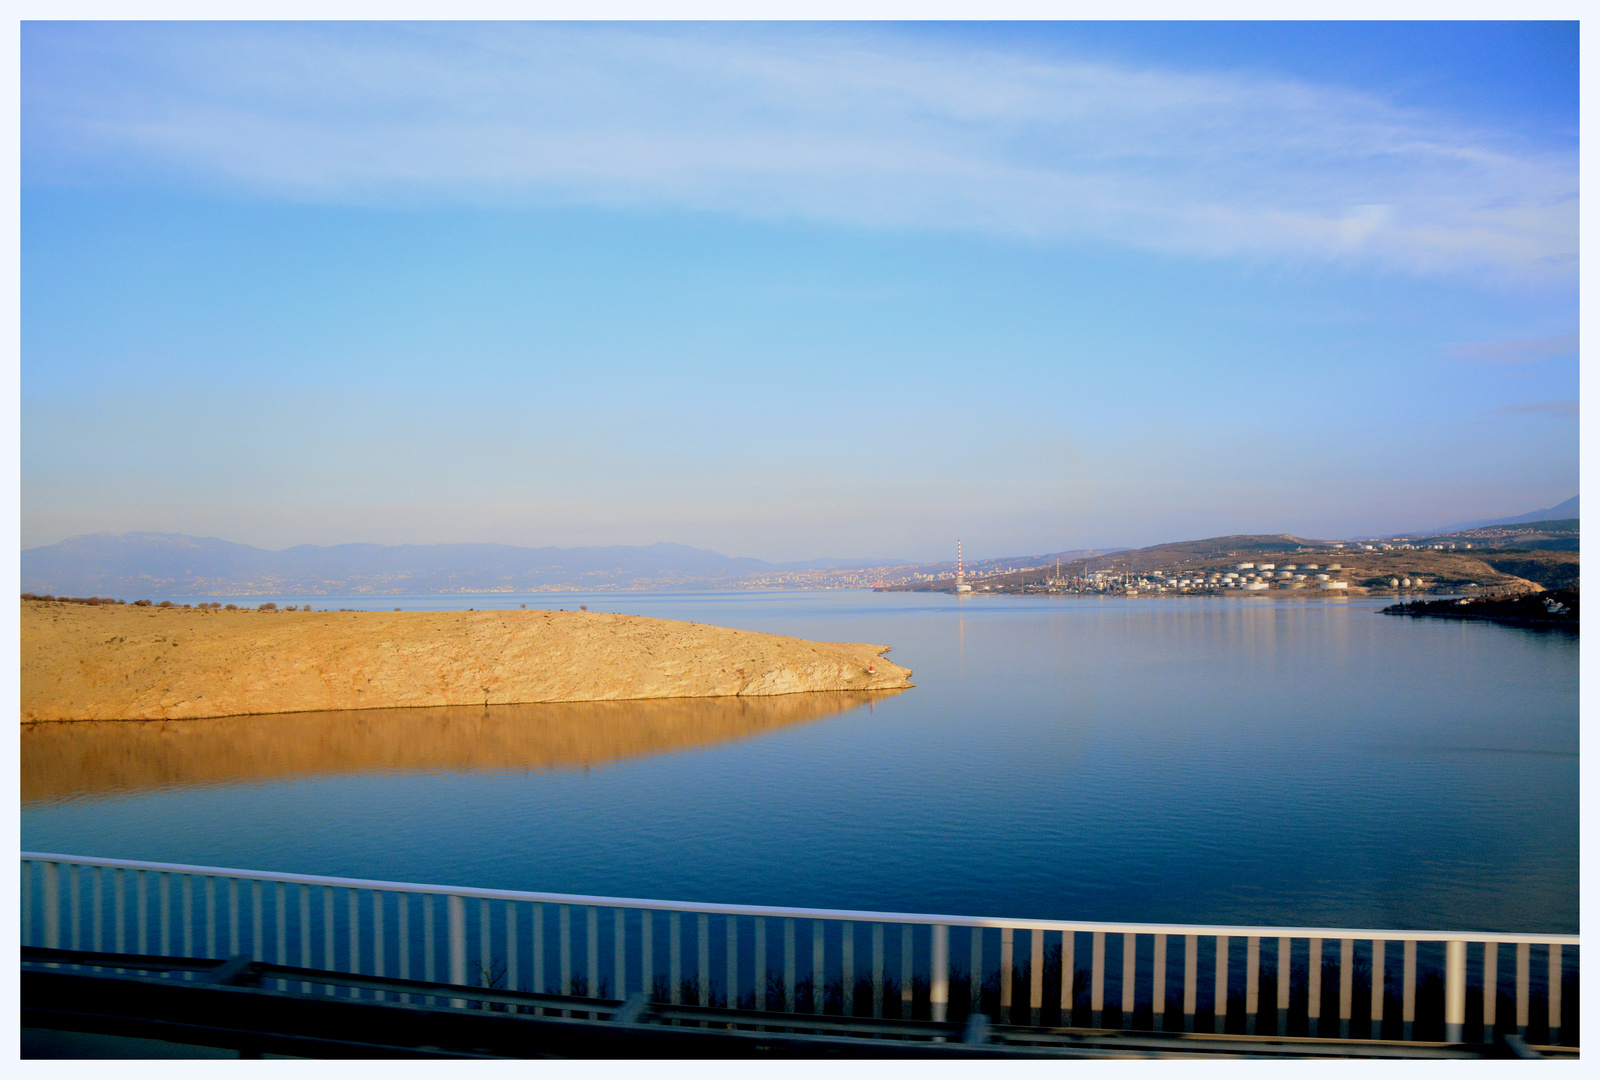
[21,600,913,723]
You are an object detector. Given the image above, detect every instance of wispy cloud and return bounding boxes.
[1498,400,1578,418]
[1447,334,1578,365]
[23,22,1577,281]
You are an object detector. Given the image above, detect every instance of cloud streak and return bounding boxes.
[1498,400,1578,418]
[23,22,1577,281]
[1447,334,1578,365]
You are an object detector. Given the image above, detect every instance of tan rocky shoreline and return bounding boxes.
[20,600,913,723]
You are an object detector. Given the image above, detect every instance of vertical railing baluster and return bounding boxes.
[423,893,436,984]
[1213,935,1228,1034]
[114,868,127,954]
[754,916,767,1011]
[373,891,385,980]
[1091,931,1105,1029]
[399,893,411,986]
[726,914,738,1009]
[1122,932,1137,1030]
[594,907,605,1000]
[277,883,289,964]
[1153,934,1168,1031]
[158,872,171,956]
[810,919,823,1013]
[204,876,216,959]
[669,911,682,1005]
[1245,935,1259,1035]
[481,898,492,990]
[43,862,60,950]
[534,904,546,995]
[931,924,949,1023]
[1031,927,1045,1026]
[1481,942,1497,1043]
[1000,927,1014,1023]
[871,922,883,1018]
[701,913,712,1007]
[260,881,272,965]
[1062,930,1076,1026]
[1402,939,1417,1040]
[1277,937,1290,1036]
[561,905,574,997]
[1308,938,1323,1037]
[68,864,81,950]
[783,918,796,1012]
[1339,938,1353,1039]
[1515,942,1529,1039]
[228,879,240,957]
[508,902,520,993]
[639,909,650,1002]
[970,927,984,1018]
[350,890,362,979]
[841,921,853,1016]
[21,862,33,948]
[447,894,466,1007]
[180,875,193,958]
[901,925,913,1019]
[1547,944,1562,1045]
[1183,934,1197,1032]
[1370,940,1385,1039]
[92,866,104,953]
[1444,939,1466,1043]
[299,885,311,993]
[614,907,627,1001]
[138,871,151,955]
[323,886,335,986]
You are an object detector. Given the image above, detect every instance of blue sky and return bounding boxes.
[21,21,1578,561]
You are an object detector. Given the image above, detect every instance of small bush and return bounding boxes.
[21,593,36,601]
[224,603,237,611]
[157,600,173,608]
[259,602,277,611]
[134,599,152,607]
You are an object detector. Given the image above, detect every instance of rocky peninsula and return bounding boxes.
[20,600,913,723]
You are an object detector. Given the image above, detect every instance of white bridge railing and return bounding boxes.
[21,853,1578,1047]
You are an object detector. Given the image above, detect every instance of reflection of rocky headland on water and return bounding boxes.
[22,690,901,806]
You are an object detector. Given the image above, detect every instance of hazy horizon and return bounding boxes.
[23,22,1577,562]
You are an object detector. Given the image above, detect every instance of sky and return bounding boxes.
[20,20,1579,563]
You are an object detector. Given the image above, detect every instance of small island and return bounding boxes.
[20,598,913,723]
[1380,588,1578,629]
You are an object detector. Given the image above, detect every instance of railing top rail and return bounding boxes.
[22,852,1579,946]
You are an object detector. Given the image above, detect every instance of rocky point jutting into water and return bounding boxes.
[20,600,913,723]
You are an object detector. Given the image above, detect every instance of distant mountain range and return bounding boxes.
[1411,495,1578,537]
[23,497,1578,598]
[19,533,900,597]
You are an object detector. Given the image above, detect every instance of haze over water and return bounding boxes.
[22,591,1576,935]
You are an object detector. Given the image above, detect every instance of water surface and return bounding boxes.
[22,591,1577,934]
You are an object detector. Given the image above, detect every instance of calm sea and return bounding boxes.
[21,591,1578,934]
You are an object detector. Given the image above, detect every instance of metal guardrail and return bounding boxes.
[21,853,1579,1048]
